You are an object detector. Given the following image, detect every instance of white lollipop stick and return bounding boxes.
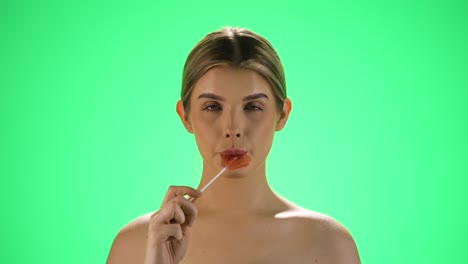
[199,166,228,193]
[188,166,228,201]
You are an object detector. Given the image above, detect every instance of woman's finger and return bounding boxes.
[171,203,185,224]
[155,196,198,226]
[157,224,183,242]
[162,185,201,205]
[174,196,198,227]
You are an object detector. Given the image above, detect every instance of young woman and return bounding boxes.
[106,27,360,264]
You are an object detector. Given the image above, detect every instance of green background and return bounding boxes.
[1,0,467,263]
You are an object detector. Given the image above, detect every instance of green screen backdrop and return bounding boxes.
[2,0,467,263]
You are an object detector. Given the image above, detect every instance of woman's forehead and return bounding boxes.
[191,66,273,99]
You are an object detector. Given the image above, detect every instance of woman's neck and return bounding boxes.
[194,162,284,216]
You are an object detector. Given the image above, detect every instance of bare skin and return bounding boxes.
[106,66,360,264]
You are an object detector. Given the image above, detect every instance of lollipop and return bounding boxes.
[221,153,251,170]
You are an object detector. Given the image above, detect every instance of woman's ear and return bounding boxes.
[275,98,292,131]
[176,100,193,133]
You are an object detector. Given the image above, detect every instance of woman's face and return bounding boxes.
[177,66,291,175]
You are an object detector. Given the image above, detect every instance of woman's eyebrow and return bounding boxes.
[197,92,269,101]
[243,93,269,101]
[197,93,225,101]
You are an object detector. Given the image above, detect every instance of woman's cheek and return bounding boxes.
[250,119,274,143]
[194,116,222,147]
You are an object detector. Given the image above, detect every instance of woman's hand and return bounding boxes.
[144,186,201,264]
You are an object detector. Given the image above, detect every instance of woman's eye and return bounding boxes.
[244,104,263,112]
[202,104,222,112]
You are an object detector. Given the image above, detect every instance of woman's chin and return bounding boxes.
[223,166,250,178]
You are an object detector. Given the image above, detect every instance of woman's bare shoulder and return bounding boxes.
[118,212,153,235]
[276,196,350,230]
[276,198,361,263]
[106,212,154,264]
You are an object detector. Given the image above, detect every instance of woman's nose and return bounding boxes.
[225,130,241,139]
[224,110,242,139]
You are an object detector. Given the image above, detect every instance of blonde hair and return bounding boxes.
[181,27,287,112]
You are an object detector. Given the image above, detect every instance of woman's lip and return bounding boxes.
[220,148,247,156]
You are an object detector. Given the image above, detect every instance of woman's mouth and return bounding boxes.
[221,148,246,156]
[220,149,251,169]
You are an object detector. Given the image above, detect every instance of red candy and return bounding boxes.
[221,154,251,170]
